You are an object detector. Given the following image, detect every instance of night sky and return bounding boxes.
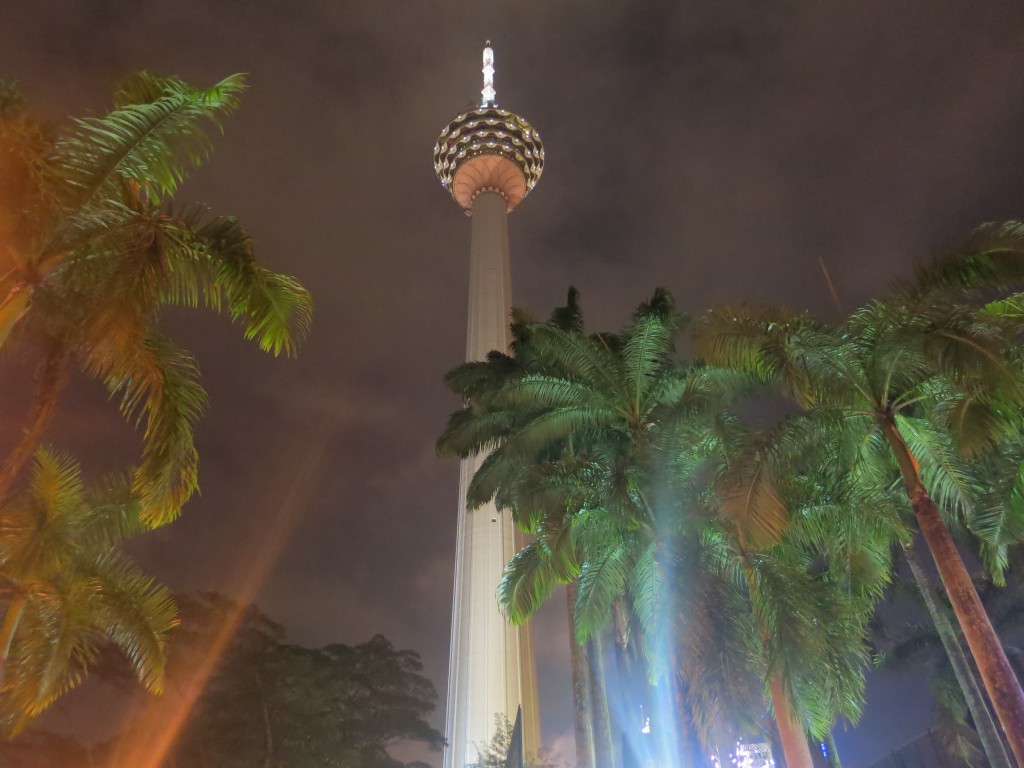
[3,2,1024,766]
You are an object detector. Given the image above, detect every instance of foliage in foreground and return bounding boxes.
[440,220,1024,768]
[0,593,443,768]
[0,450,176,735]
[0,70,312,729]
[0,71,312,526]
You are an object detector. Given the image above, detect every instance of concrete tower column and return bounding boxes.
[434,44,545,768]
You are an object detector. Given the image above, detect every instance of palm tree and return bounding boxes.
[441,289,887,768]
[440,288,702,767]
[0,72,312,525]
[671,408,903,768]
[440,291,619,768]
[693,220,1024,764]
[0,449,177,733]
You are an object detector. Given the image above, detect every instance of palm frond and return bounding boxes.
[895,414,977,519]
[88,550,177,693]
[498,544,563,625]
[50,73,245,217]
[622,289,682,408]
[911,220,1024,297]
[692,305,823,406]
[716,459,789,551]
[529,325,625,401]
[84,334,205,526]
[573,541,631,643]
[548,286,584,332]
[158,209,311,356]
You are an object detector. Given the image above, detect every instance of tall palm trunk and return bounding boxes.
[0,593,26,686]
[587,629,617,768]
[567,583,596,768]
[0,284,31,351]
[904,543,1014,768]
[739,551,814,768]
[769,675,815,768]
[881,417,1024,766]
[0,341,69,500]
[672,674,710,768]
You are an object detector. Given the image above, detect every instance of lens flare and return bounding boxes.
[104,427,332,768]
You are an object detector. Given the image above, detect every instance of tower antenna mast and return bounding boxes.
[481,41,496,106]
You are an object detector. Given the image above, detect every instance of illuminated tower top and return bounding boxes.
[481,42,495,106]
[433,43,544,213]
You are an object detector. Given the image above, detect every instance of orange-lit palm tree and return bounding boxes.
[0,450,177,733]
[0,72,312,525]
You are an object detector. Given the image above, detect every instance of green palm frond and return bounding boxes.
[911,220,1024,298]
[982,291,1024,322]
[942,395,1008,458]
[498,544,564,625]
[157,209,311,356]
[548,286,584,332]
[496,407,620,461]
[85,334,205,526]
[50,73,244,217]
[529,325,624,400]
[436,407,519,459]
[626,541,663,646]
[573,540,632,643]
[968,452,1024,583]
[79,470,147,549]
[895,414,977,519]
[467,450,526,510]
[913,304,1023,397]
[442,354,519,399]
[11,580,102,719]
[497,374,608,411]
[0,450,81,582]
[88,550,177,693]
[0,450,178,732]
[692,305,828,407]
[622,290,682,408]
[533,512,581,582]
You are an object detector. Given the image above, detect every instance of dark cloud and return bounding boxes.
[3,2,1024,765]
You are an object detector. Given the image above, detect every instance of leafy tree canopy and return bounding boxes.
[0,593,443,768]
[135,593,443,768]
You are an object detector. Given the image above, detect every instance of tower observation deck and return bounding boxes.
[434,43,544,768]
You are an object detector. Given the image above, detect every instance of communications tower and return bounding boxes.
[433,43,544,768]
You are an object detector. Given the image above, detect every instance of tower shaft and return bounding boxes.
[444,191,540,768]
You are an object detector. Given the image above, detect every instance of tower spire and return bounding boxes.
[481,41,495,106]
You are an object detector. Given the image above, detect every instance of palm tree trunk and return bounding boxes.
[587,629,617,768]
[0,593,26,686]
[673,675,708,768]
[0,284,31,351]
[567,583,596,768]
[904,543,1014,768]
[881,417,1024,766]
[770,675,815,768]
[740,552,814,768]
[0,341,69,500]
